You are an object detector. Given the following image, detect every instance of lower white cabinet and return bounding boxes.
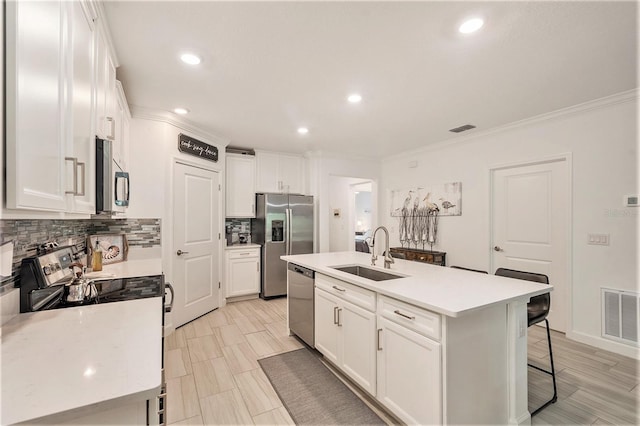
[377,316,442,425]
[314,285,377,395]
[225,247,260,298]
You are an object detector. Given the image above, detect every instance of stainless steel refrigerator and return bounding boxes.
[252,193,314,298]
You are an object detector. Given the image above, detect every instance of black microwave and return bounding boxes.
[96,137,130,214]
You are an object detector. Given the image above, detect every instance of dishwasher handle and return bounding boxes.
[287,263,314,279]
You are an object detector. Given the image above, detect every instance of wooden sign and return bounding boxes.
[178,133,218,162]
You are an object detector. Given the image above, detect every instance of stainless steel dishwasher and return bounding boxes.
[287,263,315,347]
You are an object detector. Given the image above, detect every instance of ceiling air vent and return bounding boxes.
[449,124,476,133]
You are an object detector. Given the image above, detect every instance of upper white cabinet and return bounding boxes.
[226,154,256,218]
[5,0,96,213]
[111,81,130,215]
[69,0,97,214]
[95,23,117,141]
[255,151,306,194]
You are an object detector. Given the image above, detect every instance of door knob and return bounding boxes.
[176,249,189,256]
[494,246,504,252]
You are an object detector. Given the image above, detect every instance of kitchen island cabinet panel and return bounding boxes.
[377,316,441,425]
[315,274,377,395]
[340,300,377,395]
[314,287,340,366]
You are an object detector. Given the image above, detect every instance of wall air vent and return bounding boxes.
[602,288,639,346]
[449,124,476,133]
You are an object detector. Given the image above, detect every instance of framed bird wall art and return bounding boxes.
[390,182,462,217]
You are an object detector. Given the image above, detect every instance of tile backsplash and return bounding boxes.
[0,218,160,289]
[225,218,252,244]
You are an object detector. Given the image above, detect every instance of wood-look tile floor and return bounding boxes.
[165,297,639,425]
[528,325,639,425]
[165,297,300,425]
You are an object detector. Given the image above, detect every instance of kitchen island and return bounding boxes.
[282,251,552,425]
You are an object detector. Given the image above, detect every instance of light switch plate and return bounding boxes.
[588,233,610,246]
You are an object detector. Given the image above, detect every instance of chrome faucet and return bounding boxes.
[371,226,394,269]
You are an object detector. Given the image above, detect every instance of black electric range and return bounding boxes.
[19,246,164,313]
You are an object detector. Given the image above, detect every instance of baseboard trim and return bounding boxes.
[566,330,640,360]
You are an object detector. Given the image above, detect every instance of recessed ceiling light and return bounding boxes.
[347,94,362,103]
[174,108,189,115]
[459,18,484,34]
[180,53,201,65]
[297,127,309,135]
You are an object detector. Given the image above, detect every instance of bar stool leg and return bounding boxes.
[529,319,558,416]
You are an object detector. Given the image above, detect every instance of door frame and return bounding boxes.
[488,153,573,333]
[166,157,224,332]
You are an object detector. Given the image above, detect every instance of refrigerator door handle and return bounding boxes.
[285,208,291,255]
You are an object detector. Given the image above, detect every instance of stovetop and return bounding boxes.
[37,275,164,311]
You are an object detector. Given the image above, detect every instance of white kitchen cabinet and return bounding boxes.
[226,154,256,217]
[95,24,117,142]
[110,81,130,215]
[225,247,261,298]
[255,151,306,194]
[314,288,341,365]
[377,316,442,425]
[68,0,96,214]
[314,274,377,395]
[5,0,96,213]
[113,81,130,170]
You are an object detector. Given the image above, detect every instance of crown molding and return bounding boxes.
[130,105,230,147]
[388,88,639,161]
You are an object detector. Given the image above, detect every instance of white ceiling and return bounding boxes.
[104,1,638,159]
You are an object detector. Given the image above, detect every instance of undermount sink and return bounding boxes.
[331,265,405,281]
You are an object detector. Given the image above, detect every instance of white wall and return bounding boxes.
[379,91,639,357]
[128,117,228,328]
[307,153,381,253]
[328,176,369,252]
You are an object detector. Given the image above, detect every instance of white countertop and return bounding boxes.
[225,243,261,250]
[0,297,163,425]
[281,251,552,317]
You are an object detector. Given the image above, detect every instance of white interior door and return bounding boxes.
[491,159,569,332]
[173,162,220,328]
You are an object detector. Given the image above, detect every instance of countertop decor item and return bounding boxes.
[88,234,128,265]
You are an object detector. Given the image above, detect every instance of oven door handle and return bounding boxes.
[164,283,175,313]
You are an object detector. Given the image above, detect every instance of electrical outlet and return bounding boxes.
[587,233,610,246]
